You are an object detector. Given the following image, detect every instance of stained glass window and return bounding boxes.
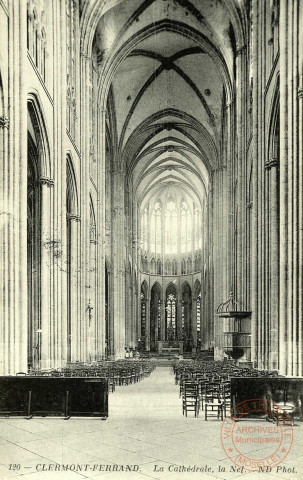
[150,201,162,254]
[181,200,192,253]
[142,206,148,251]
[166,293,176,340]
[140,196,202,273]
[141,291,146,337]
[165,200,178,254]
[194,204,202,250]
[197,292,201,346]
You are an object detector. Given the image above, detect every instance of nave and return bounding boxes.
[1,0,303,377]
[0,366,303,480]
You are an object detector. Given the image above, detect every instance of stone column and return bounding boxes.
[79,54,93,362]
[111,167,126,358]
[269,160,279,370]
[161,298,166,341]
[251,0,260,368]
[177,297,182,341]
[49,0,67,369]
[88,236,97,360]
[0,0,28,374]
[68,214,81,361]
[137,277,142,340]
[0,115,10,374]
[131,200,139,348]
[279,0,289,375]
[192,294,197,351]
[298,0,303,376]
[212,168,225,360]
[132,274,138,347]
[40,178,54,369]
[235,45,248,309]
[125,267,132,348]
[96,106,106,360]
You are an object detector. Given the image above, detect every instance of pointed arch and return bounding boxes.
[89,194,96,241]
[267,75,280,164]
[27,93,51,179]
[150,281,162,349]
[66,153,79,216]
[27,93,51,369]
[187,257,192,274]
[194,279,201,298]
[182,282,192,352]
[165,282,177,341]
[141,280,148,296]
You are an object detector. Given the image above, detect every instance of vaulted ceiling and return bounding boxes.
[93,0,246,210]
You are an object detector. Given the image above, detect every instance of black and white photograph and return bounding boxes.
[0,0,303,479]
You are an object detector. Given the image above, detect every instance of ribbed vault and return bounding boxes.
[88,0,245,213]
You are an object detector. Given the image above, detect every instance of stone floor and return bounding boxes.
[0,367,302,480]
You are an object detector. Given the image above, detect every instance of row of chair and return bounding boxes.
[20,360,156,393]
[181,378,230,420]
[178,360,280,420]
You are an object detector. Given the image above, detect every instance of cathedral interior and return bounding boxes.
[0,1,303,478]
[1,0,303,375]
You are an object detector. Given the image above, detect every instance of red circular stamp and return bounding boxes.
[221,399,294,472]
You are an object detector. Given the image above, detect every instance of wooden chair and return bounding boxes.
[204,383,223,421]
[182,381,200,417]
[221,383,231,417]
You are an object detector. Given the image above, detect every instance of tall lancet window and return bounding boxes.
[166,294,176,340]
[181,200,192,253]
[194,204,202,250]
[141,206,148,251]
[150,201,162,254]
[165,200,177,254]
[141,289,146,337]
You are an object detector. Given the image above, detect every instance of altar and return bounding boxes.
[157,341,183,355]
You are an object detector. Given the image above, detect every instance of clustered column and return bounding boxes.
[111,167,126,358]
[279,0,303,375]
[0,0,28,374]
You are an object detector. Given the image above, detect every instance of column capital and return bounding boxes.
[111,165,125,175]
[37,177,54,187]
[215,164,227,173]
[67,213,81,222]
[0,115,9,129]
[80,51,93,62]
[98,106,108,115]
[235,44,247,57]
[224,99,235,111]
[265,159,279,170]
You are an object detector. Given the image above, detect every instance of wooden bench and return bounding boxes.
[230,377,303,422]
[0,376,108,419]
